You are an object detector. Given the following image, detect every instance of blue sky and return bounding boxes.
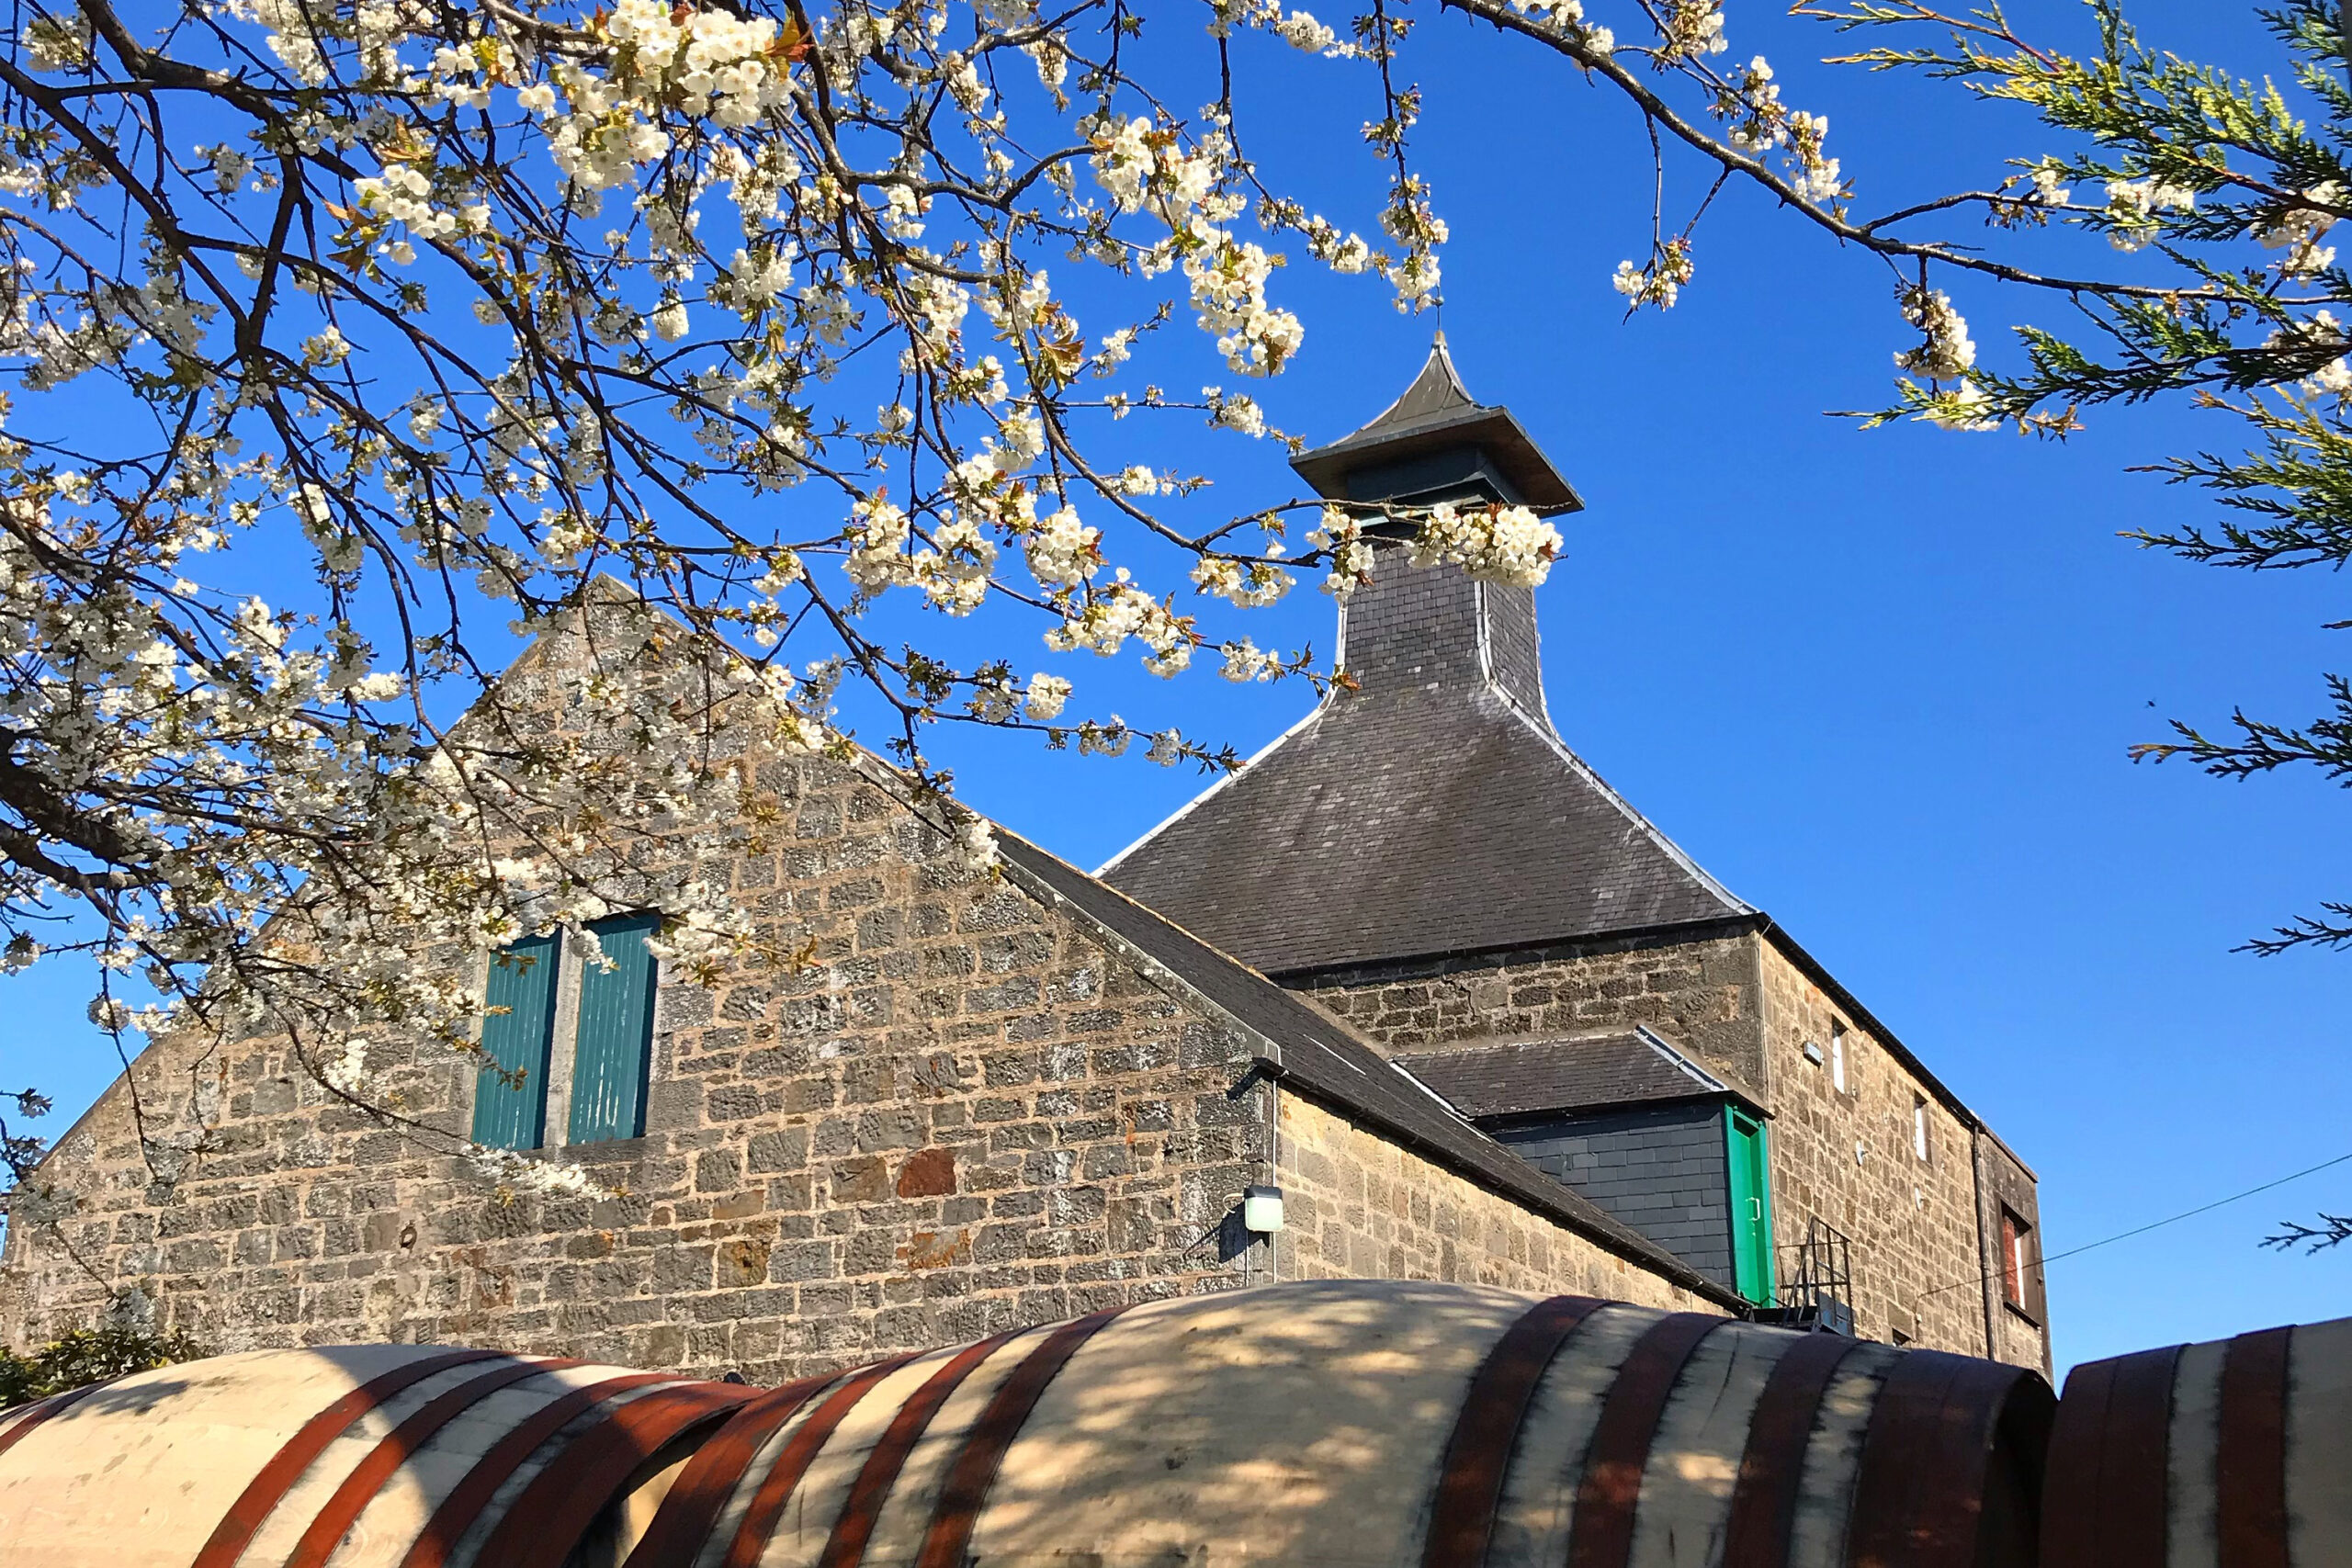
[6,0,2346,1373]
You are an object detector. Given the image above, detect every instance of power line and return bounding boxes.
[1920,1147,2352,1303]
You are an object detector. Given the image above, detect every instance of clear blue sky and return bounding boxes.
[5,0,2344,1373]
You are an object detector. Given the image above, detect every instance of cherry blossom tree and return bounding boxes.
[0,0,1564,1224]
[7,0,2352,1237]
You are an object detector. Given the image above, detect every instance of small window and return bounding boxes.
[470,914,661,1151]
[1913,1096,1930,1163]
[2000,1207,2036,1313]
[1830,1023,1849,1095]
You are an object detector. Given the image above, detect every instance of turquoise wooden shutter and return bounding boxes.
[1725,1108,1778,1306]
[471,933,560,1150]
[568,913,660,1144]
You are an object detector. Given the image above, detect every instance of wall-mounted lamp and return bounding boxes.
[1243,1184,1285,1234]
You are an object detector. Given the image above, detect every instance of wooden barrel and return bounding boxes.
[0,1281,2057,1568]
[615,1280,2052,1568]
[2042,1315,2352,1568]
[0,1343,750,1568]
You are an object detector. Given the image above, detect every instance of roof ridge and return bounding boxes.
[1487,682,1756,920]
[1091,694,1331,878]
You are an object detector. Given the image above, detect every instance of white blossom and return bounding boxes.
[1408,502,1562,588]
[1893,286,1976,381]
[1024,671,1072,721]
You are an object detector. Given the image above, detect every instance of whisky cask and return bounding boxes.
[0,1281,2059,1567]
[616,1280,2054,1568]
[2041,1315,2352,1568]
[0,1343,748,1568]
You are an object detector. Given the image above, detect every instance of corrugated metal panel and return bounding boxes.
[568,914,659,1144]
[471,934,560,1149]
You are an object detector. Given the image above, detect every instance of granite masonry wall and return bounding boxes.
[1270,1093,1710,1311]
[1283,927,2049,1370]
[1753,942,2041,1367]
[0,747,1282,1382]
[1974,1134,2050,1371]
[0,615,1738,1374]
[1287,928,1766,1097]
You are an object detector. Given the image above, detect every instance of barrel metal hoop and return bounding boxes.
[1720,1331,1868,1568]
[619,1371,842,1568]
[2218,1325,2294,1568]
[281,1358,581,1568]
[2100,1345,2183,1568]
[1849,1349,2048,1568]
[912,1304,1133,1568]
[398,1371,684,1568]
[192,1348,509,1568]
[2040,1355,2120,1568]
[1564,1311,1726,1568]
[1421,1295,1609,1568]
[817,1333,1023,1568]
[475,1382,755,1568]
[0,1379,115,1465]
[719,1353,925,1568]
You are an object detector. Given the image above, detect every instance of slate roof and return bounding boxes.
[1394,1029,1753,1121]
[988,829,1745,1309]
[1290,336,1584,516]
[1102,675,1751,976]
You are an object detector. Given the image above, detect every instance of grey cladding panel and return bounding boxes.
[1489,1103,1734,1287]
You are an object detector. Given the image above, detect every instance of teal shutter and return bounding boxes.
[471,933,560,1150]
[1725,1108,1778,1306]
[568,913,660,1144]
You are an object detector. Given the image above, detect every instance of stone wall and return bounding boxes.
[1756,941,2046,1369]
[0,748,1278,1382]
[0,637,1747,1374]
[1286,927,1765,1096]
[1974,1134,2051,1372]
[1270,1093,1711,1311]
[1282,927,2048,1370]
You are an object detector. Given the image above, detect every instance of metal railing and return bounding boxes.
[1758,1216,1856,1336]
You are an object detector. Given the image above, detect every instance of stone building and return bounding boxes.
[1107,338,2048,1369]
[0,341,2048,1381]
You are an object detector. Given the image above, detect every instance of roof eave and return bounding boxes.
[1290,406,1584,516]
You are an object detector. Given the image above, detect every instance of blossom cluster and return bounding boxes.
[1612,239,1696,310]
[1715,59,1842,209]
[1406,502,1563,588]
[2254,186,2344,280]
[1893,285,1976,382]
[2102,177,2198,252]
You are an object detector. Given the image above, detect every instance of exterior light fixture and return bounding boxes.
[1243,1184,1285,1234]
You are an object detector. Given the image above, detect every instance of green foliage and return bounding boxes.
[0,1324,209,1410]
[1784,3,2352,971]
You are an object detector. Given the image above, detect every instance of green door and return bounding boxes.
[471,933,560,1150]
[1725,1107,1777,1306]
[568,913,660,1144]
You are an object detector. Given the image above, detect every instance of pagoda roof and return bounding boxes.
[1289,334,1584,516]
